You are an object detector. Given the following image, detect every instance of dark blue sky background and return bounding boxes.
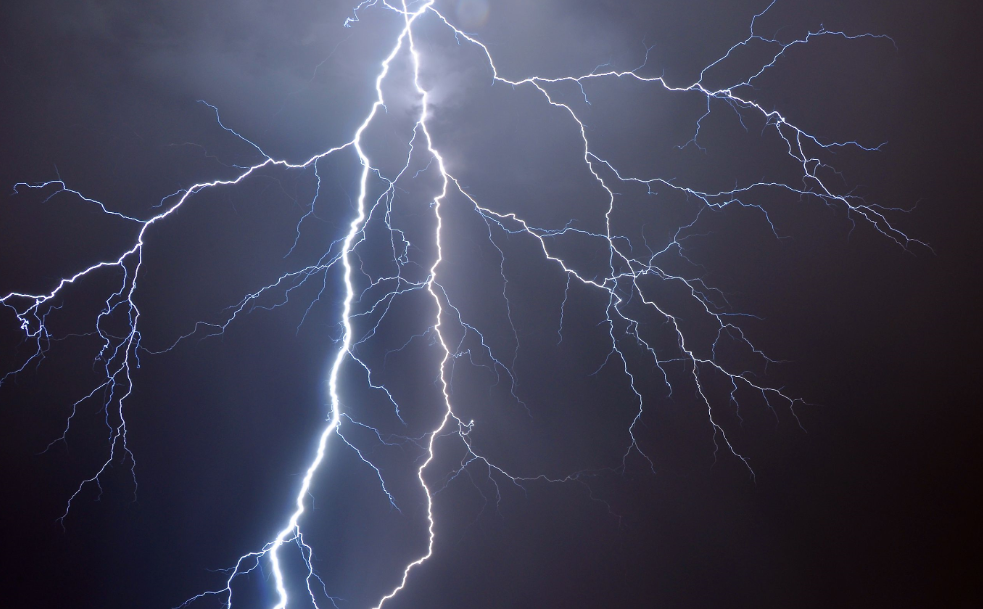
[0,1,979,607]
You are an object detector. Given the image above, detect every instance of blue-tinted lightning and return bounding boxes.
[1,1,924,607]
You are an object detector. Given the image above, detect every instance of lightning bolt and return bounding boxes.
[1,1,924,607]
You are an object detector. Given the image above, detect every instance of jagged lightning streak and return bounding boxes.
[1,1,925,607]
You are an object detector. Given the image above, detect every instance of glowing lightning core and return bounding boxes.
[1,1,923,607]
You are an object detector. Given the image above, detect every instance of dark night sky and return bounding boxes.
[1,1,979,608]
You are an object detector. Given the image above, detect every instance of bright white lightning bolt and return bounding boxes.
[0,1,925,607]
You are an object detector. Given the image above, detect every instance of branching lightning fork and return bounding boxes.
[1,1,922,607]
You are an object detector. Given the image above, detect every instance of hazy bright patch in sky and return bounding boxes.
[456,0,490,29]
